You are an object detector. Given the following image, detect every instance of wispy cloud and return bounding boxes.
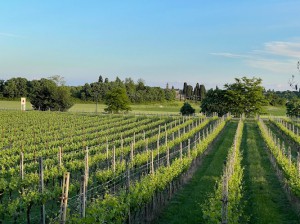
[210,52,253,59]
[263,41,300,58]
[211,40,300,74]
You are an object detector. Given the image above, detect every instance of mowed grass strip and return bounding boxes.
[155,121,238,224]
[242,121,299,224]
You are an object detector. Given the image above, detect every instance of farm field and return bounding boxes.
[0,100,285,116]
[0,110,299,223]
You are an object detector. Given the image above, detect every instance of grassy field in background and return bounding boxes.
[262,106,286,116]
[0,100,285,116]
[70,101,200,114]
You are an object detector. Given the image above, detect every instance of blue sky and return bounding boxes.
[0,1,300,90]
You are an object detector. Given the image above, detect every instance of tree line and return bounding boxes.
[0,76,176,103]
[182,82,206,101]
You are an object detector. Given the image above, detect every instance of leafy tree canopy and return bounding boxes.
[180,102,195,115]
[201,87,228,116]
[30,78,73,111]
[201,77,266,117]
[104,87,131,113]
[286,98,300,117]
[224,77,266,116]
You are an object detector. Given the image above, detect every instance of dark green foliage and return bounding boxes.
[104,87,131,113]
[224,77,266,116]
[201,77,266,117]
[286,99,300,117]
[3,77,28,98]
[199,84,206,101]
[264,90,286,106]
[30,78,73,111]
[182,82,206,101]
[98,75,103,83]
[180,102,195,115]
[201,87,228,116]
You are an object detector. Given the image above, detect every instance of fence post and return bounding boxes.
[180,142,183,161]
[221,167,228,224]
[126,159,131,224]
[188,139,191,158]
[85,146,89,185]
[165,131,168,147]
[80,175,86,218]
[121,137,124,161]
[167,147,170,167]
[39,157,45,224]
[130,142,134,163]
[157,136,160,165]
[20,152,24,180]
[60,172,70,224]
[297,152,300,177]
[106,138,109,169]
[151,150,155,175]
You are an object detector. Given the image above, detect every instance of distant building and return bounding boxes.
[175,89,185,101]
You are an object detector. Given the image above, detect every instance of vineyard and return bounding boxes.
[0,111,300,223]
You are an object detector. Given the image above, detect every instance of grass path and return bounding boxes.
[154,121,238,224]
[242,121,299,224]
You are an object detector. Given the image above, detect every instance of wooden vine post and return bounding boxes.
[221,167,228,224]
[85,146,89,186]
[126,159,131,224]
[180,142,183,161]
[20,152,24,180]
[106,137,109,169]
[157,136,160,165]
[167,147,170,167]
[113,145,116,173]
[130,142,134,163]
[288,146,291,167]
[60,172,70,224]
[297,152,300,177]
[188,139,191,158]
[80,175,86,218]
[121,136,124,161]
[39,157,46,224]
[146,139,149,172]
[151,150,155,175]
[165,131,168,146]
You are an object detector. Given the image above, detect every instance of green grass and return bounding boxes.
[155,121,238,224]
[262,105,286,116]
[0,100,200,114]
[70,101,201,114]
[0,100,33,110]
[242,121,299,224]
[0,100,286,116]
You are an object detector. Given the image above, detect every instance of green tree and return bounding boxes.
[201,87,228,116]
[104,87,131,113]
[286,99,300,117]
[30,78,73,111]
[0,80,4,97]
[98,75,103,83]
[199,84,206,101]
[224,77,266,116]
[180,102,195,115]
[3,77,28,98]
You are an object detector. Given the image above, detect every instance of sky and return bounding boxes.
[0,0,300,90]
